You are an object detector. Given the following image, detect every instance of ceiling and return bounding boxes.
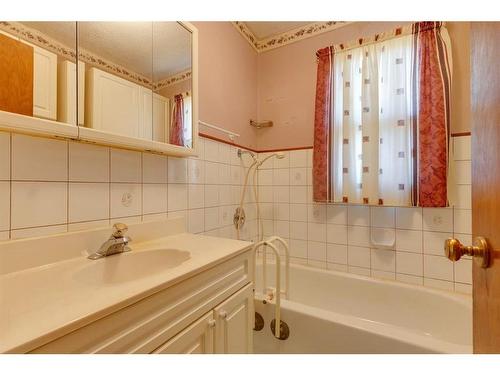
[22,22,192,80]
[243,22,312,40]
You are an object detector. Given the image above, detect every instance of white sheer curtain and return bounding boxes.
[332,34,415,206]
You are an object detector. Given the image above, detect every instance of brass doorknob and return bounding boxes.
[444,236,490,268]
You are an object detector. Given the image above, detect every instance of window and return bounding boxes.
[332,35,414,206]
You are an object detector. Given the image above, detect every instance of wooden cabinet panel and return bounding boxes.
[0,32,33,116]
[215,283,254,354]
[152,311,215,354]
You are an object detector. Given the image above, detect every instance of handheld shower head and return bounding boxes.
[275,152,285,159]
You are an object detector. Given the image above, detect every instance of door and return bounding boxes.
[152,311,215,354]
[471,22,500,353]
[214,283,254,354]
[32,46,57,120]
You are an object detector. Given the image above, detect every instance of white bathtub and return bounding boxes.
[253,263,472,354]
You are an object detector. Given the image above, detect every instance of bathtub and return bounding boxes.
[253,263,472,354]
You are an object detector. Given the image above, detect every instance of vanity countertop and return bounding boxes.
[0,222,253,353]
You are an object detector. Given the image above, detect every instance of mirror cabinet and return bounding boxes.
[0,21,198,156]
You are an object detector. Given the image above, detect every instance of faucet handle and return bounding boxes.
[112,222,128,238]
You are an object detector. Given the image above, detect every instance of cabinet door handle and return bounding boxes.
[208,319,216,328]
[219,310,228,319]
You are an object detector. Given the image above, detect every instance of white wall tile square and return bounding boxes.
[455,160,471,185]
[371,207,395,228]
[168,157,188,184]
[218,164,231,185]
[273,168,290,185]
[453,136,471,161]
[454,209,472,234]
[111,149,141,183]
[204,185,219,207]
[455,185,472,209]
[204,207,220,231]
[327,224,348,245]
[308,203,326,223]
[327,205,347,224]
[308,222,326,242]
[273,186,289,203]
[454,258,472,284]
[290,221,307,240]
[110,183,142,218]
[188,184,205,209]
[11,224,67,240]
[0,132,10,180]
[204,140,219,162]
[396,207,423,230]
[424,278,454,292]
[143,153,168,183]
[204,161,220,185]
[396,229,423,253]
[290,186,307,203]
[371,248,396,272]
[143,184,168,214]
[348,205,370,226]
[423,208,453,232]
[0,182,10,231]
[168,184,188,212]
[69,183,109,222]
[188,159,205,184]
[188,209,204,234]
[347,226,370,247]
[289,149,308,168]
[11,182,67,228]
[290,239,308,258]
[12,134,67,181]
[423,231,452,256]
[327,244,348,264]
[424,255,454,281]
[396,251,423,276]
[69,143,109,182]
[290,204,307,222]
[308,241,326,261]
[348,246,370,268]
[289,168,307,186]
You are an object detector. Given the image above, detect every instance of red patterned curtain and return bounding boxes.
[415,22,452,207]
[170,94,185,146]
[313,47,333,202]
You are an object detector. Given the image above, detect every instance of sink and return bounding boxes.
[73,249,191,284]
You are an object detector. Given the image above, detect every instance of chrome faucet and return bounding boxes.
[87,223,132,260]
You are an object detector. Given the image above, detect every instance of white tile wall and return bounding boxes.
[0,132,254,242]
[0,131,472,295]
[260,136,473,294]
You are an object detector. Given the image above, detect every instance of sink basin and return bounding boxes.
[74,249,191,284]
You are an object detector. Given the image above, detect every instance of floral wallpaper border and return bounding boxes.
[232,21,351,53]
[0,21,189,90]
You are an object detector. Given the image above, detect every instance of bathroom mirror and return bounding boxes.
[77,22,194,148]
[0,21,78,125]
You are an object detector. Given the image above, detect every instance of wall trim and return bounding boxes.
[451,132,471,137]
[232,21,351,53]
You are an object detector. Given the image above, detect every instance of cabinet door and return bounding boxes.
[57,60,85,125]
[33,46,57,120]
[152,93,169,143]
[214,283,254,354]
[87,67,140,138]
[152,311,215,354]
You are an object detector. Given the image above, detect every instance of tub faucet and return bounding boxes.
[87,223,132,260]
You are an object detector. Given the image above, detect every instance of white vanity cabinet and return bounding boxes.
[29,249,254,354]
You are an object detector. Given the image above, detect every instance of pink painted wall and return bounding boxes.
[192,22,259,149]
[256,22,405,150]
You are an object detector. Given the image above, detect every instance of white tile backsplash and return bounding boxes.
[11,181,67,228]
[69,142,109,182]
[110,149,141,183]
[12,134,67,181]
[0,133,472,295]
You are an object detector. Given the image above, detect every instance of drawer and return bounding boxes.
[31,249,253,353]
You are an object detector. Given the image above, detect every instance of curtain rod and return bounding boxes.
[198,121,240,141]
